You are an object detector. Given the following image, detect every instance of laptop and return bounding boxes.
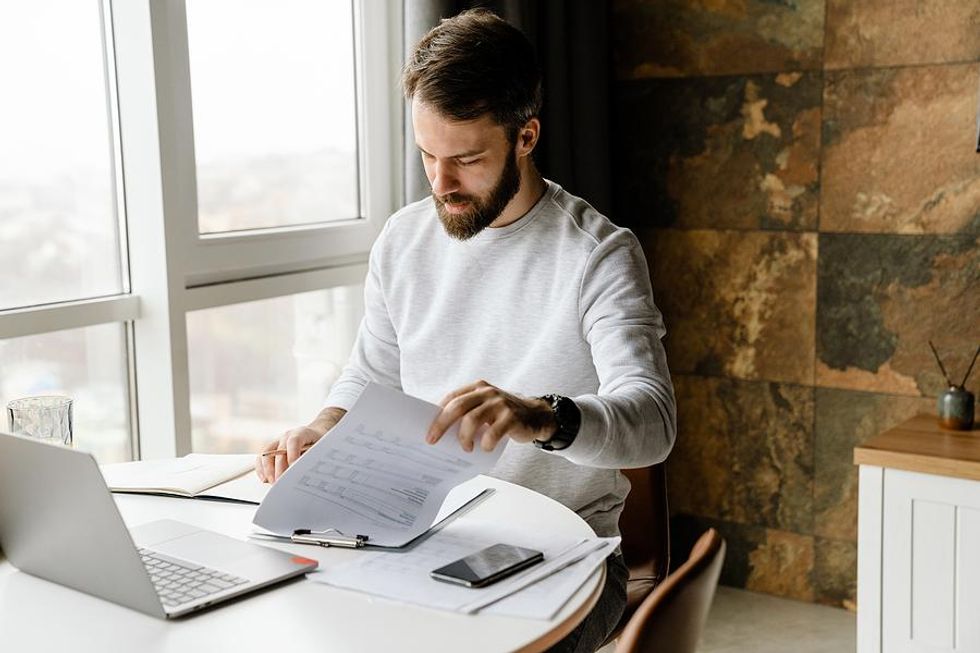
[0,431,318,619]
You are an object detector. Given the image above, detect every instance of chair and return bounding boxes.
[614,529,726,653]
[604,463,671,644]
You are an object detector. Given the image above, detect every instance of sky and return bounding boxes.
[0,0,358,182]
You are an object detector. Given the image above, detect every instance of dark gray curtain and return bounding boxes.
[402,0,613,218]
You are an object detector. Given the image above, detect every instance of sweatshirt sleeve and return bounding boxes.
[323,222,402,410]
[558,230,676,469]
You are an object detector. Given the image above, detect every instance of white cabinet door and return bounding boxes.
[882,469,980,652]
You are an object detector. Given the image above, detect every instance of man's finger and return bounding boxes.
[437,379,491,408]
[480,422,509,452]
[273,437,289,481]
[427,387,493,443]
[457,404,497,452]
[257,438,280,483]
[286,433,308,467]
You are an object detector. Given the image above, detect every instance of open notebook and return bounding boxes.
[100,454,269,504]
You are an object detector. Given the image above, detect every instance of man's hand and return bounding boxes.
[426,380,556,452]
[255,407,347,483]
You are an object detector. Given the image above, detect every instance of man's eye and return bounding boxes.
[458,159,479,166]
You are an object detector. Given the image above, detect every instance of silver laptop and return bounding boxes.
[0,431,318,619]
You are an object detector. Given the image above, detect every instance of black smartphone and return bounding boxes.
[430,543,544,588]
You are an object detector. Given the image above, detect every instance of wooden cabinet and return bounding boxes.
[856,415,980,652]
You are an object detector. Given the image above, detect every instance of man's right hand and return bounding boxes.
[255,407,346,483]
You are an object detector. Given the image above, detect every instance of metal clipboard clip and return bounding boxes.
[290,529,369,549]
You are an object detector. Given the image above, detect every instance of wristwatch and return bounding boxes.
[533,394,581,451]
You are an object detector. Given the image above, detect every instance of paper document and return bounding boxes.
[253,383,504,547]
[476,538,619,619]
[100,454,265,504]
[459,537,618,616]
[310,518,619,619]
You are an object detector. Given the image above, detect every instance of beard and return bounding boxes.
[433,151,522,241]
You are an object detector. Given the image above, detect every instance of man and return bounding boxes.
[256,9,675,652]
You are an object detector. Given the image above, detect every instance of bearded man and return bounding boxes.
[256,9,676,652]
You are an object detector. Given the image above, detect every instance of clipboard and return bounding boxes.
[249,487,495,550]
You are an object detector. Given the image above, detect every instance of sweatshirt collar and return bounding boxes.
[466,179,559,242]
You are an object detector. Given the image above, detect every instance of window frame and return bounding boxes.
[0,0,403,461]
[143,0,396,289]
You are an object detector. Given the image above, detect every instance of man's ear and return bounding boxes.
[516,117,540,157]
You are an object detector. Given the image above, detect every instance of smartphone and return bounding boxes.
[430,543,544,588]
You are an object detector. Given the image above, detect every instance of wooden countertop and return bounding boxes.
[854,414,980,482]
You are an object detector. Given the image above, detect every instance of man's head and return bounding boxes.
[403,9,543,240]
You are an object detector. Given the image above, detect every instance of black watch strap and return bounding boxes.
[534,394,581,451]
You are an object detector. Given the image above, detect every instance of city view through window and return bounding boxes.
[1,1,364,461]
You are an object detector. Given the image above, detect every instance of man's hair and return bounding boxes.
[402,8,542,142]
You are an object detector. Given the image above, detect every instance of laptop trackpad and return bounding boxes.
[149,530,265,573]
[131,519,201,547]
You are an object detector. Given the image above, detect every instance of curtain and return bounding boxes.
[402,0,613,218]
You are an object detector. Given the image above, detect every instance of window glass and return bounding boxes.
[0,323,132,463]
[0,2,124,310]
[186,0,359,233]
[187,285,363,453]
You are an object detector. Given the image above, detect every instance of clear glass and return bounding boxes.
[186,0,359,233]
[0,2,124,310]
[0,324,132,462]
[7,396,74,447]
[186,285,364,453]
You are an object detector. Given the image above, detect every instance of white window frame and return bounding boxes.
[0,0,403,460]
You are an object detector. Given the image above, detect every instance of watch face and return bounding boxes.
[535,395,580,451]
[554,396,581,433]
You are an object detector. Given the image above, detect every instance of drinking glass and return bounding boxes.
[7,396,73,446]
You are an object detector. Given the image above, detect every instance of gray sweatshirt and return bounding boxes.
[325,180,676,538]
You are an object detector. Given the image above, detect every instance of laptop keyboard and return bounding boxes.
[139,548,249,608]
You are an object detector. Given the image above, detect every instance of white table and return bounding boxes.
[0,475,604,653]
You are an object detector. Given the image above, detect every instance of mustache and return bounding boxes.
[434,192,474,205]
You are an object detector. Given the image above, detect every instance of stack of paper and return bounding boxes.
[309,522,620,620]
[253,383,504,547]
[248,383,616,616]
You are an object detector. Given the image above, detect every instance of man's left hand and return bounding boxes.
[426,380,556,452]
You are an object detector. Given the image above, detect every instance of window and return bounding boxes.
[0,2,124,311]
[0,2,132,459]
[0,324,131,462]
[0,1,401,462]
[186,0,359,233]
[187,285,363,453]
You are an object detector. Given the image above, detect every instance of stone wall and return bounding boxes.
[611,0,980,607]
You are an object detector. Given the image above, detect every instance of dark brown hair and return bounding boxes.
[402,8,542,142]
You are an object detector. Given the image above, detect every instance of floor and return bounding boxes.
[599,586,856,652]
[699,587,856,653]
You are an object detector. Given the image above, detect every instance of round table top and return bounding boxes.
[0,475,604,653]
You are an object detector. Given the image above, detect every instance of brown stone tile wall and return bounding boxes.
[645,230,817,383]
[612,0,980,609]
[824,0,980,69]
[821,64,980,234]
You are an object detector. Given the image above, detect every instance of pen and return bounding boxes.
[260,444,313,458]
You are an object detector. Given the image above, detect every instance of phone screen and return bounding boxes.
[430,543,544,588]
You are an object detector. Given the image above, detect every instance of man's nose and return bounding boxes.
[430,161,459,197]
